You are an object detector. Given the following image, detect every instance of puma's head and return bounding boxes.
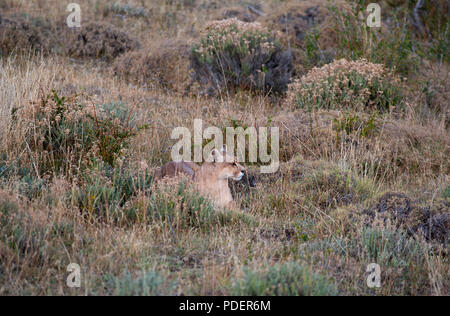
[209,146,245,181]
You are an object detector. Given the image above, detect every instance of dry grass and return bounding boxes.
[0,0,448,296]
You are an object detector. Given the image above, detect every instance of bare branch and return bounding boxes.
[412,0,425,36]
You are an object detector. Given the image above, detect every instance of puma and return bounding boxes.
[155,146,245,209]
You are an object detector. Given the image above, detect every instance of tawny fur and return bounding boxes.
[155,148,245,209]
[154,161,199,179]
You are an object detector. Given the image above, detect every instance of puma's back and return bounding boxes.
[154,161,199,180]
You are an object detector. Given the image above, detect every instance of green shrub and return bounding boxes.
[358,227,426,268]
[107,1,148,18]
[141,182,257,231]
[0,198,18,226]
[327,1,415,76]
[190,18,293,94]
[286,59,404,113]
[105,269,176,296]
[0,156,46,199]
[333,112,378,147]
[0,198,48,266]
[322,0,449,73]
[303,28,327,69]
[443,185,450,200]
[20,91,144,178]
[74,164,153,223]
[231,262,336,296]
[428,25,449,62]
[404,0,449,62]
[333,112,378,137]
[17,175,46,200]
[302,167,357,209]
[91,102,144,167]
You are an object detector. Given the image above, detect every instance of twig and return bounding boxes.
[246,4,264,17]
[25,140,41,180]
[412,0,425,37]
[285,13,291,51]
[280,121,319,159]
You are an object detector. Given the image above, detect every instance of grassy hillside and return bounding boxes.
[0,0,448,295]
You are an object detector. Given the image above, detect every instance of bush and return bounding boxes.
[286,59,405,113]
[105,269,176,296]
[112,39,191,92]
[0,156,46,199]
[0,196,18,226]
[231,262,336,296]
[0,14,57,57]
[17,175,46,200]
[190,18,293,95]
[302,226,432,295]
[74,164,153,223]
[106,1,148,18]
[0,192,48,267]
[65,22,139,61]
[332,112,378,138]
[358,227,426,268]
[364,192,449,245]
[262,1,330,47]
[0,16,139,61]
[302,166,363,209]
[18,91,143,178]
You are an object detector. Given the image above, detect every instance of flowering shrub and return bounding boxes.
[286,59,404,112]
[190,18,293,94]
[20,91,143,178]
